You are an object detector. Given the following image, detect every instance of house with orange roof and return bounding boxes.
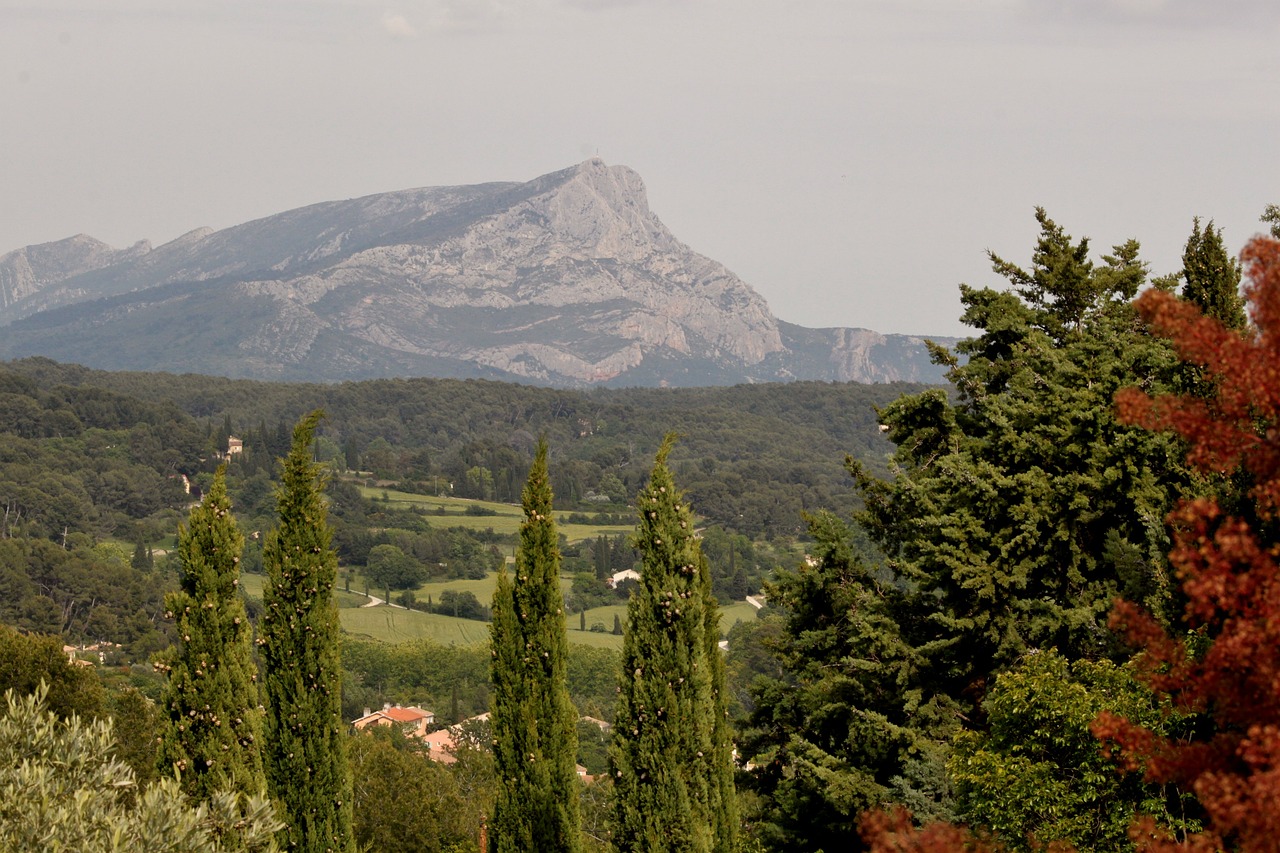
[351,703,436,739]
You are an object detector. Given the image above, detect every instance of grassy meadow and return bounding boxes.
[356,486,633,543]
[240,568,758,651]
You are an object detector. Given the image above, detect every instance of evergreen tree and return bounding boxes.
[156,465,266,804]
[738,512,947,851]
[748,212,1191,851]
[850,211,1188,698]
[1181,218,1245,330]
[490,439,582,853]
[131,536,153,571]
[260,412,355,853]
[1262,203,1280,239]
[610,435,735,853]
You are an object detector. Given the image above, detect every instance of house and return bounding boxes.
[419,712,490,764]
[606,569,640,589]
[351,703,436,739]
[420,728,459,764]
[226,436,244,456]
[579,715,612,732]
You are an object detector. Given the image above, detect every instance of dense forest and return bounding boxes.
[0,357,920,538]
[4,207,1280,852]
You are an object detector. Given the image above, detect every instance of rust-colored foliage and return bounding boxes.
[859,806,1003,853]
[1095,235,1280,851]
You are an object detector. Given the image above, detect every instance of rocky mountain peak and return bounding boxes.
[0,234,147,314]
[0,162,951,387]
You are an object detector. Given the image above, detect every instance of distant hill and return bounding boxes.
[0,160,954,387]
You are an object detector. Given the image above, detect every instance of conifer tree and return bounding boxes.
[157,465,265,804]
[610,435,735,853]
[1181,218,1245,330]
[131,536,153,571]
[490,439,582,853]
[260,411,355,853]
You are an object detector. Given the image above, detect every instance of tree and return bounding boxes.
[1180,218,1245,330]
[950,649,1195,852]
[857,233,1280,853]
[363,543,425,591]
[156,465,266,804]
[132,536,154,571]
[750,211,1191,851]
[439,589,486,621]
[0,685,282,853]
[1093,234,1280,851]
[1262,203,1280,239]
[849,210,1187,701]
[737,512,952,852]
[490,439,582,853]
[348,728,479,853]
[260,412,355,853]
[0,621,104,722]
[609,435,735,853]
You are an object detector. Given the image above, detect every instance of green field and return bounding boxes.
[356,486,632,543]
[239,569,757,649]
[718,600,763,631]
[240,572,369,610]
[339,605,496,645]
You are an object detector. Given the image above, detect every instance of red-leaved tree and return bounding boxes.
[1093,234,1280,852]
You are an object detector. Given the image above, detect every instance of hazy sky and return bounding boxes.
[2,0,1277,337]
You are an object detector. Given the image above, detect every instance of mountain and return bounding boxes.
[0,160,952,386]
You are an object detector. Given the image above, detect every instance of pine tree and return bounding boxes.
[156,465,265,803]
[1262,203,1280,239]
[848,211,1188,696]
[610,435,736,853]
[260,411,355,853]
[1181,218,1245,330]
[737,512,942,851]
[490,439,582,853]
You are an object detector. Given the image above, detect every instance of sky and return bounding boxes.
[1,0,1277,338]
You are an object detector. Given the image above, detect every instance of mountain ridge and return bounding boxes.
[0,160,953,387]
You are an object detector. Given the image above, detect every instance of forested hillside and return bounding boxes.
[0,358,918,538]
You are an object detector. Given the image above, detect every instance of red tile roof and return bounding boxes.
[382,706,430,723]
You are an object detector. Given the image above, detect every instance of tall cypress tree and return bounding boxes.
[260,411,354,853]
[156,465,265,803]
[610,435,736,853]
[490,439,581,853]
[1181,217,1245,330]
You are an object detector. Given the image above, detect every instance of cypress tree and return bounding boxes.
[610,435,736,853]
[260,411,355,853]
[156,465,265,803]
[1181,217,1245,330]
[131,536,153,572]
[490,439,582,853]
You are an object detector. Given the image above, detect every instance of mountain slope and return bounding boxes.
[0,160,951,386]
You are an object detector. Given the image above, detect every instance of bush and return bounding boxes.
[0,685,282,852]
